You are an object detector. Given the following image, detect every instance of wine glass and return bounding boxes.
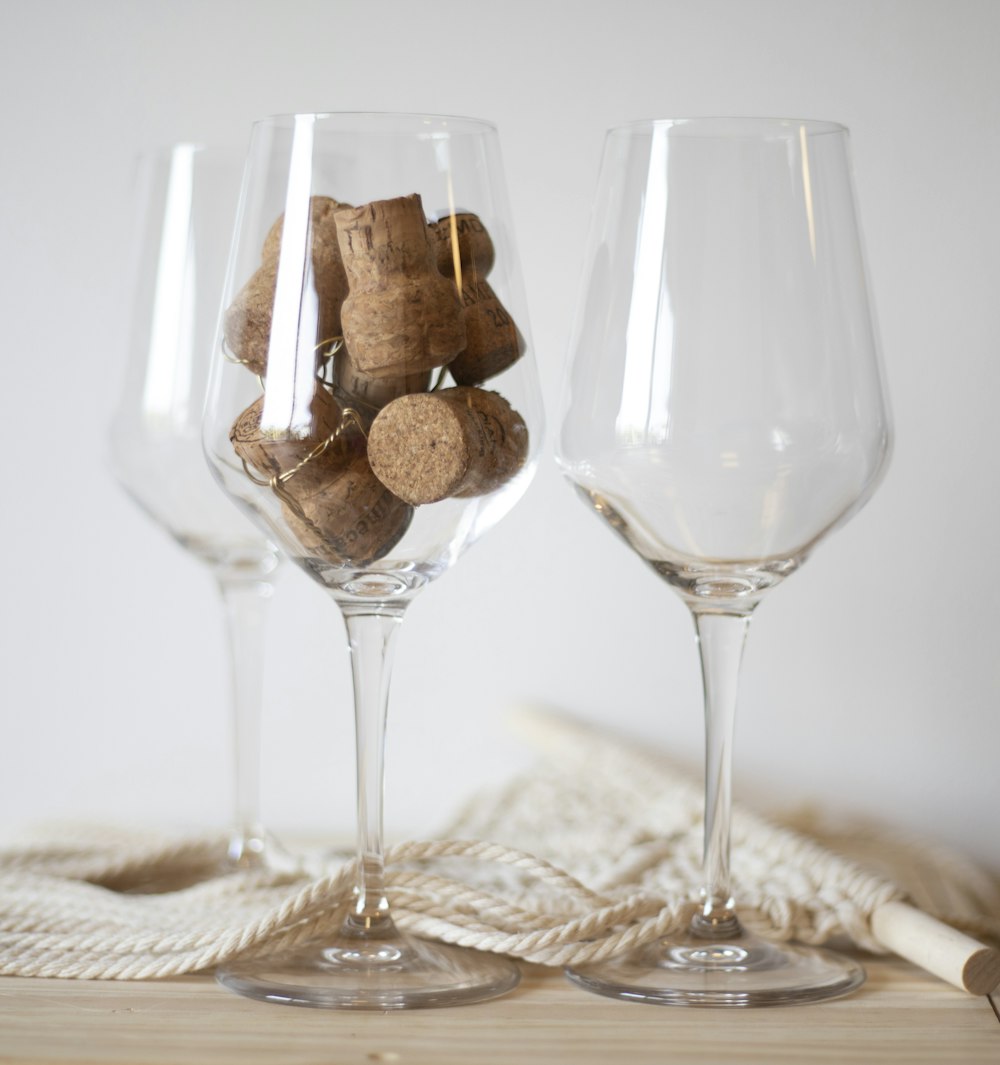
[556,117,891,1006]
[202,112,543,1009]
[110,144,285,873]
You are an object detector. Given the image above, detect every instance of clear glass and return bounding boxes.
[110,145,286,873]
[556,117,891,1007]
[203,112,543,1008]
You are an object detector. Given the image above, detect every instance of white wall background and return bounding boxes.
[1,0,997,873]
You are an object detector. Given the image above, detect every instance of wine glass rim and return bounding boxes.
[607,116,849,138]
[250,111,499,135]
[135,142,248,161]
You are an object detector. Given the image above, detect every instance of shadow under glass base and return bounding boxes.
[217,933,521,1010]
[565,928,865,1008]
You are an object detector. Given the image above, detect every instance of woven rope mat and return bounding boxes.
[1,710,996,981]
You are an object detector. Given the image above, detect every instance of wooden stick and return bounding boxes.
[870,900,1000,995]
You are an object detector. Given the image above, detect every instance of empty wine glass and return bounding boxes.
[202,112,543,1008]
[556,117,891,1006]
[110,144,285,872]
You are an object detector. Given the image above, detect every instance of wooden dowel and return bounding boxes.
[870,899,1000,995]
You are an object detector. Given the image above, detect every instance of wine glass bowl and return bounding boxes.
[557,117,890,1006]
[205,114,541,603]
[203,112,542,1009]
[561,117,890,609]
[111,146,279,578]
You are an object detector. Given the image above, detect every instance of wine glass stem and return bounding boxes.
[691,608,753,938]
[216,572,274,862]
[340,605,406,939]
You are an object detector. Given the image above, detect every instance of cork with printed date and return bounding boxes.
[429,211,524,385]
[450,277,525,385]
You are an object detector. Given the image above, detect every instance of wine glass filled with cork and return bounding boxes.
[203,113,543,1010]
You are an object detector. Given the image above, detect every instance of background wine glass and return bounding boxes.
[556,117,891,1007]
[203,112,543,1009]
[110,144,284,873]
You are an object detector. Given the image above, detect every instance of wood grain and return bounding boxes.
[0,955,997,1065]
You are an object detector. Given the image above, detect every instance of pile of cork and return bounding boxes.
[224,193,529,565]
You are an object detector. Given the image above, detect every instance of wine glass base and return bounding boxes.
[120,833,296,895]
[217,933,521,1010]
[565,929,865,1008]
[224,831,298,875]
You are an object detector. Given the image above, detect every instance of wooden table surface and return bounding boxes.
[0,954,997,1065]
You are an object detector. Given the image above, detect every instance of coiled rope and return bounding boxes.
[1,711,995,980]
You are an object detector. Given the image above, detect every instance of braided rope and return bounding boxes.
[1,715,995,980]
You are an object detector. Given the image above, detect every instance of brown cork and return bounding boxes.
[229,386,353,496]
[281,450,413,566]
[223,260,278,376]
[449,278,526,385]
[366,386,529,505]
[333,345,432,411]
[336,194,466,379]
[261,195,348,275]
[429,211,495,279]
[230,385,411,564]
[426,211,524,385]
[223,196,351,377]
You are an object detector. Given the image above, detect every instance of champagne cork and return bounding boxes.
[224,196,351,376]
[429,211,495,278]
[261,195,348,281]
[429,211,524,386]
[223,259,278,377]
[336,194,466,379]
[333,345,432,412]
[281,450,413,566]
[230,387,411,565]
[366,386,529,505]
[449,278,526,386]
[229,386,352,496]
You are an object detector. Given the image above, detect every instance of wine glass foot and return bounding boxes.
[565,928,865,1008]
[217,934,521,1010]
[121,832,295,895]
